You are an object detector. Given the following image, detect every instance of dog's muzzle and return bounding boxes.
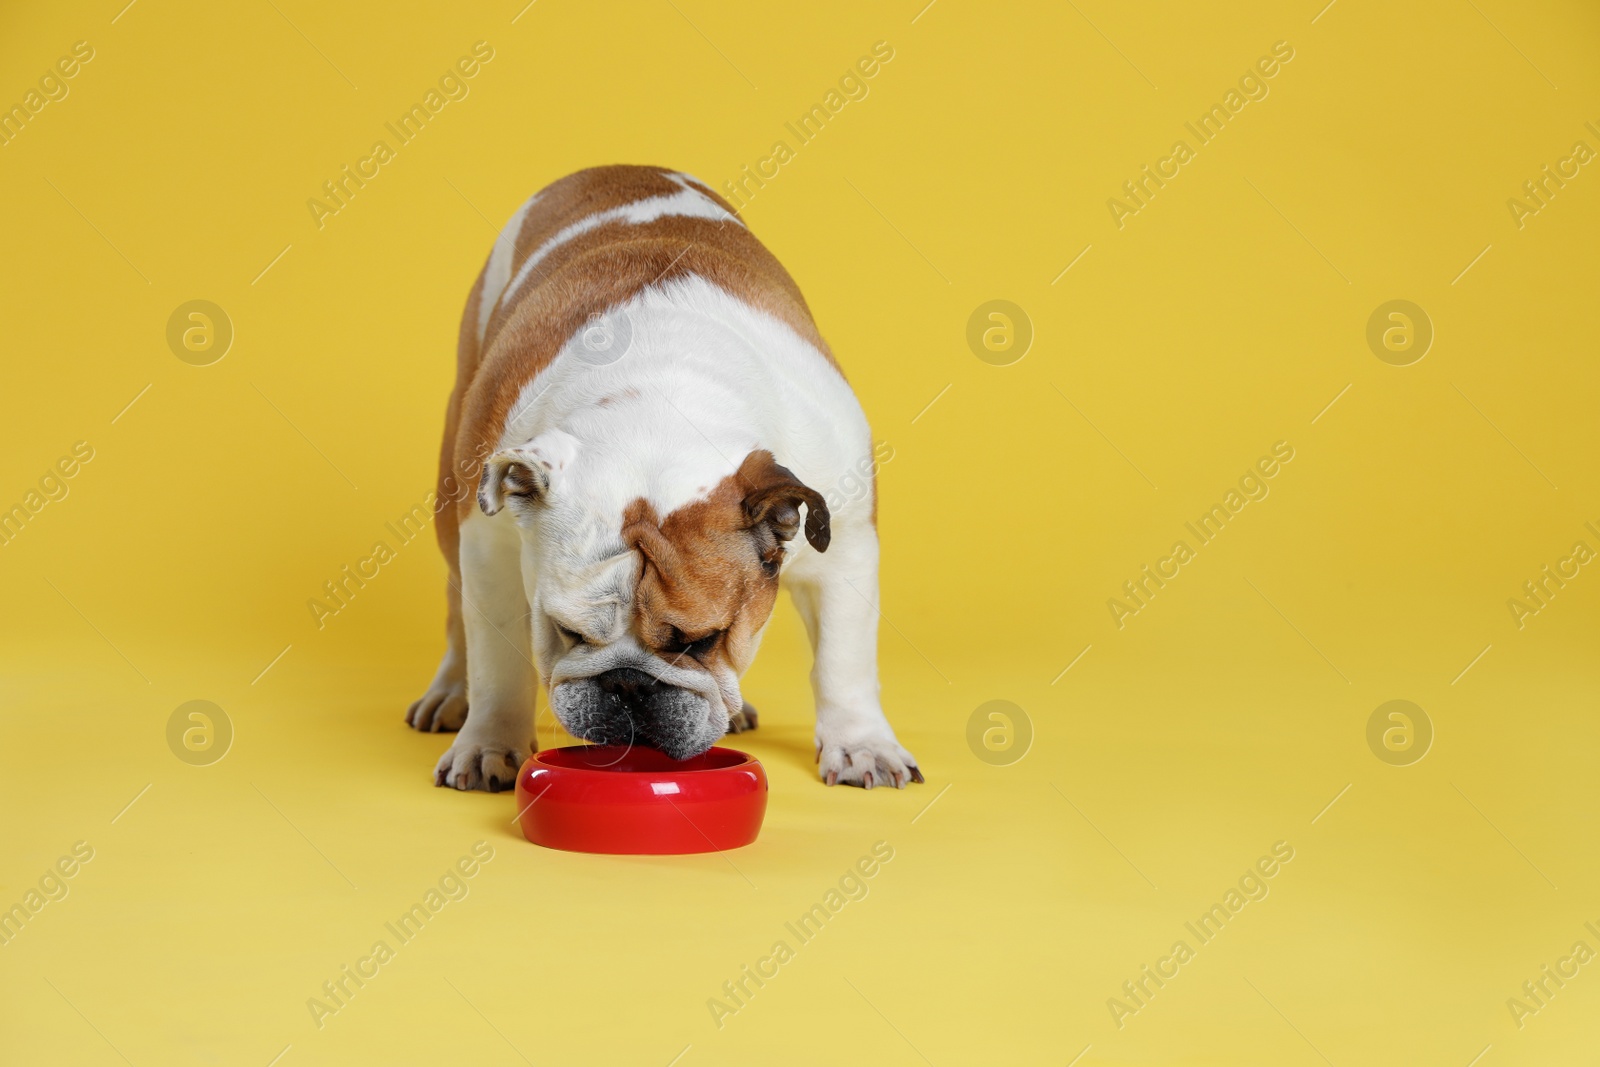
[552,668,724,760]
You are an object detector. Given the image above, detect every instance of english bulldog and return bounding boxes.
[406,165,922,793]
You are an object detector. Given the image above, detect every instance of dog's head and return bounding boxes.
[478,432,829,759]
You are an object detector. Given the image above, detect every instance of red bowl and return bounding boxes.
[514,745,767,854]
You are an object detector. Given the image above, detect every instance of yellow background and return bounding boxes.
[3,0,1598,1064]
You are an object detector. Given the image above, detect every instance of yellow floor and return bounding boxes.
[4,1,1600,1064]
[6,640,1600,1065]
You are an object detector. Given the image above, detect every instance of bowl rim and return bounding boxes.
[527,744,761,777]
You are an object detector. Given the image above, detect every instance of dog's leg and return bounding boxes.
[434,510,535,791]
[405,445,469,732]
[406,575,469,731]
[788,527,922,788]
[407,309,476,732]
[726,701,760,734]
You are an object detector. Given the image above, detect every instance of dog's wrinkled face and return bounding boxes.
[479,437,828,759]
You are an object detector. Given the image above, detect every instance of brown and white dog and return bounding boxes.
[405,165,921,793]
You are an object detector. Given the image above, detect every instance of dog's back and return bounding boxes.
[447,166,836,497]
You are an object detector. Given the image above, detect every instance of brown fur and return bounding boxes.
[428,269,488,658]
[621,450,827,678]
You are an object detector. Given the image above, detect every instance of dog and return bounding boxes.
[405,165,922,793]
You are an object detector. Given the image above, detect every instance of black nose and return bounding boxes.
[596,667,664,702]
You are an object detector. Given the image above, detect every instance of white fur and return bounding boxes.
[496,277,871,711]
[430,231,918,790]
[503,276,865,522]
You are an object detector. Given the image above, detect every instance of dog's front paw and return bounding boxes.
[407,674,468,732]
[726,701,759,735]
[434,734,529,792]
[817,725,923,789]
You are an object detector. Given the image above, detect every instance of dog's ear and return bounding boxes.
[478,430,580,516]
[739,450,830,553]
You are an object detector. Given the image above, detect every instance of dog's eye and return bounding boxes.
[665,629,724,659]
[556,625,586,647]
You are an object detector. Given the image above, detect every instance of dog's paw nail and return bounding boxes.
[816,729,918,788]
[406,678,469,733]
[910,766,924,784]
[436,738,531,793]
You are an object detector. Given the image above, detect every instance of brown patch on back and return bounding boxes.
[449,165,846,519]
[481,166,689,347]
